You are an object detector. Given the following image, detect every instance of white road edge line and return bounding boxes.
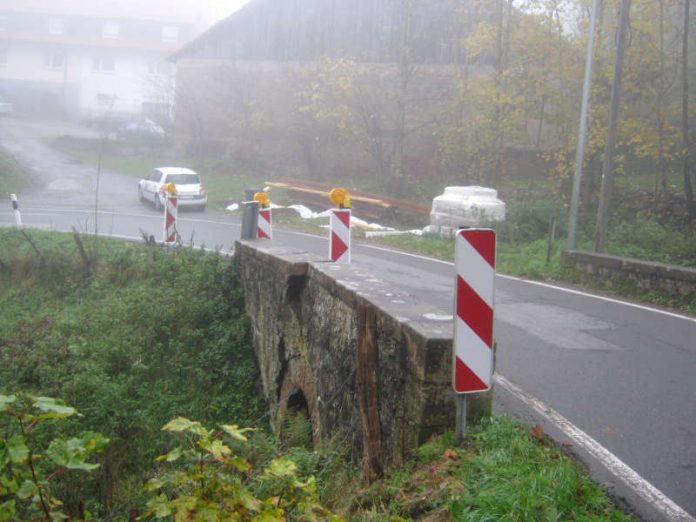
[361,244,696,323]
[495,374,696,522]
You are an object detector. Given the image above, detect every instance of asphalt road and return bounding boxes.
[2,119,695,521]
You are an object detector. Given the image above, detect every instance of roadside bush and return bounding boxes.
[0,229,266,519]
[607,218,696,266]
[497,199,568,244]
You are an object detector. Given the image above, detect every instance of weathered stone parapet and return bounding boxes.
[561,250,696,297]
[234,240,455,475]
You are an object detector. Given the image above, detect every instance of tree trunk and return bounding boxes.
[594,0,632,252]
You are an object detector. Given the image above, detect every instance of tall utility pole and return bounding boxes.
[567,0,601,250]
[682,0,694,221]
[594,0,631,252]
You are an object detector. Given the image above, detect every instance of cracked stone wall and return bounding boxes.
[234,241,455,476]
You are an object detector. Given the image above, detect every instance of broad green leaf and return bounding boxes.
[80,432,109,453]
[46,437,100,471]
[7,435,29,464]
[32,397,77,419]
[220,424,254,441]
[227,455,251,472]
[0,395,16,412]
[162,417,207,436]
[16,480,38,500]
[0,499,16,522]
[156,447,183,463]
[201,439,231,460]
[265,458,297,479]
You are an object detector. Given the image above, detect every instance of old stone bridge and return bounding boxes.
[235,240,489,478]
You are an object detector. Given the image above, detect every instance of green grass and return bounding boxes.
[0,147,30,196]
[0,228,265,518]
[339,416,633,521]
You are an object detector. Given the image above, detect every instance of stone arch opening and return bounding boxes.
[281,387,313,449]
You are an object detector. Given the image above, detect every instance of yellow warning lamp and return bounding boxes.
[253,191,270,209]
[164,183,178,196]
[329,187,351,209]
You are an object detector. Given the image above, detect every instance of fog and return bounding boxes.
[0,0,694,261]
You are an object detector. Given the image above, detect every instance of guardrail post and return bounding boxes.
[10,194,22,226]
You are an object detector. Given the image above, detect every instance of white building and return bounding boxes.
[0,0,214,123]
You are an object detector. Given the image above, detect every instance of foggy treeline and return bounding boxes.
[172,0,695,222]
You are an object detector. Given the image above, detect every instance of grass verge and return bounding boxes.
[0,146,30,196]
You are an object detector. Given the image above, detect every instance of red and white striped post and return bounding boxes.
[163,184,178,245]
[258,208,272,239]
[329,188,351,264]
[330,209,351,263]
[254,192,272,240]
[453,228,496,441]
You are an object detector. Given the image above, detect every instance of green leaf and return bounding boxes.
[32,397,77,419]
[220,424,254,441]
[46,436,101,471]
[266,458,297,479]
[201,439,231,461]
[0,395,16,412]
[0,499,16,522]
[156,447,183,463]
[16,480,38,500]
[7,435,29,464]
[162,417,207,436]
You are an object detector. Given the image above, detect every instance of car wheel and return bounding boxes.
[154,194,162,211]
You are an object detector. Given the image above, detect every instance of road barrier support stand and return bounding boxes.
[241,201,259,240]
[453,228,496,443]
[10,194,22,226]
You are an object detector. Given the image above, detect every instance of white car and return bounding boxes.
[138,167,207,211]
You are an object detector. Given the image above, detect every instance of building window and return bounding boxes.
[44,51,65,69]
[48,18,64,35]
[97,93,117,107]
[93,56,115,73]
[103,21,119,39]
[0,15,7,32]
[161,25,179,43]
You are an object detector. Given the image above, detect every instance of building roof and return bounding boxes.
[0,0,214,25]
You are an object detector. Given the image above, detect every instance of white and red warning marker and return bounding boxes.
[10,194,22,226]
[328,188,351,264]
[453,228,496,394]
[162,183,178,245]
[254,192,272,240]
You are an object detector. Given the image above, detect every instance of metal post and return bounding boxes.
[568,0,600,250]
[241,201,259,240]
[10,194,22,226]
[456,394,467,444]
[546,217,557,265]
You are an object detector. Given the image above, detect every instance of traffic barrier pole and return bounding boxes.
[328,188,351,264]
[453,228,496,441]
[163,184,178,245]
[10,194,22,226]
[329,209,351,263]
[254,191,272,240]
[258,208,272,239]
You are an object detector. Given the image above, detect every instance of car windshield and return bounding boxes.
[166,174,199,184]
